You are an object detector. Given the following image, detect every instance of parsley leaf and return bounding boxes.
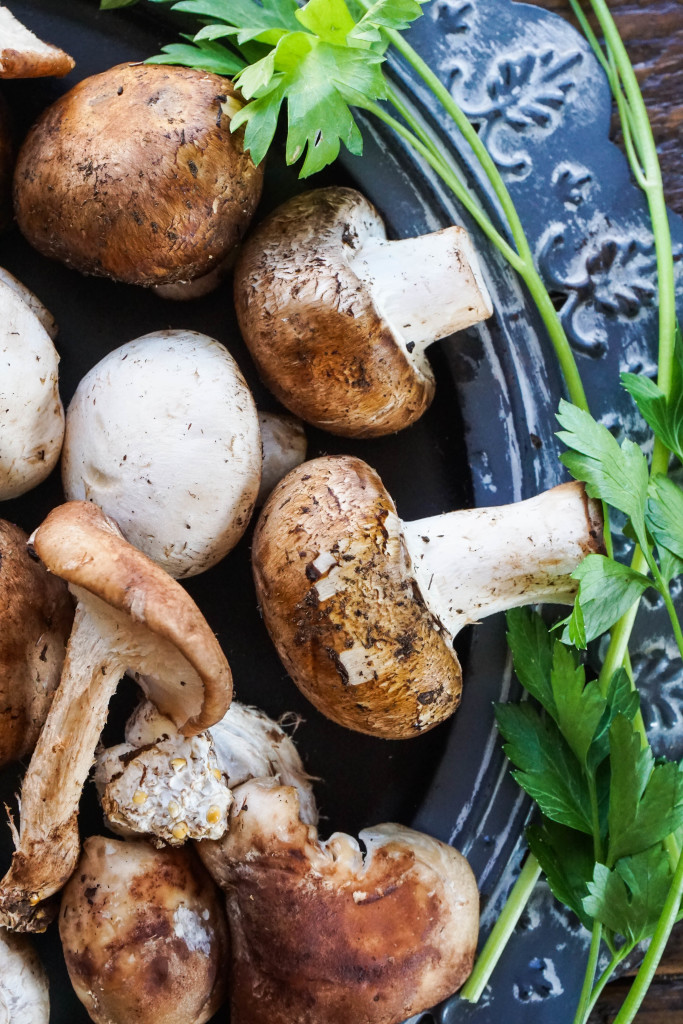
[100,0,138,8]
[563,554,651,648]
[348,0,426,47]
[495,702,593,834]
[583,847,674,945]
[526,817,595,930]
[608,715,683,864]
[147,38,246,75]
[550,642,605,768]
[556,400,650,553]
[647,474,683,563]
[505,608,556,716]
[621,373,683,465]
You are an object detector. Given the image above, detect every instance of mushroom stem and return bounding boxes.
[347,225,492,362]
[0,605,126,930]
[402,481,603,640]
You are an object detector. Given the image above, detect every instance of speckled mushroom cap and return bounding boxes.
[252,455,462,738]
[60,836,229,1024]
[0,6,74,79]
[234,187,436,437]
[13,62,263,287]
[0,520,73,767]
[199,778,479,1024]
[31,501,232,733]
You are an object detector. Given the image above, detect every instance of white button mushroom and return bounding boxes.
[0,276,64,500]
[256,411,307,507]
[234,186,493,437]
[60,836,229,1024]
[0,7,74,79]
[0,927,49,1024]
[252,455,604,738]
[0,501,233,931]
[61,330,262,578]
[199,777,479,1024]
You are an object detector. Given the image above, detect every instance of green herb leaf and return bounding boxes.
[147,40,246,75]
[621,328,683,464]
[296,0,357,42]
[647,474,683,563]
[348,0,425,46]
[563,554,651,648]
[168,0,300,46]
[587,668,640,771]
[505,608,556,716]
[526,817,595,930]
[608,715,683,864]
[100,0,138,8]
[550,642,605,768]
[556,400,650,551]
[583,847,674,945]
[495,702,593,834]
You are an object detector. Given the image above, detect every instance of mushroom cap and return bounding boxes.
[0,6,74,79]
[252,455,462,738]
[30,500,232,734]
[0,278,64,499]
[199,778,479,1024]
[62,330,262,578]
[13,62,263,286]
[234,187,436,438]
[60,836,229,1024]
[0,520,73,767]
[0,928,50,1023]
[0,266,58,339]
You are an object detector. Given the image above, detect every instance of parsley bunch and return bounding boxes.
[101,0,683,1019]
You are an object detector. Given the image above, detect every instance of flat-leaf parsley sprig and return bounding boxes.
[100,0,683,1019]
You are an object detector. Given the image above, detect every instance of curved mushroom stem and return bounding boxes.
[346,225,492,367]
[402,481,603,641]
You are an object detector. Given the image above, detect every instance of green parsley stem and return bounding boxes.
[572,923,603,1024]
[581,944,634,1022]
[459,853,542,1003]
[611,845,683,1023]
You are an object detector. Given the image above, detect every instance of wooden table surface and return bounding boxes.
[527,2,683,1021]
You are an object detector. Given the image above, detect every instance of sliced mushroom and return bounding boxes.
[0,6,74,79]
[61,330,261,578]
[0,927,49,1023]
[0,501,233,931]
[252,455,603,738]
[0,276,64,499]
[13,63,263,288]
[0,520,73,768]
[199,778,478,1024]
[94,698,317,845]
[234,186,492,437]
[60,836,229,1024]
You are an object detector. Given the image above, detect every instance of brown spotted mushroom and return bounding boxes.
[199,777,479,1024]
[13,62,263,291]
[252,455,604,738]
[60,836,229,1024]
[234,186,493,437]
[0,501,232,931]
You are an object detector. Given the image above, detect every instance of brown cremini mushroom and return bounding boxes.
[234,186,492,437]
[199,778,478,1024]
[13,62,263,289]
[60,836,229,1024]
[0,6,74,79]
[0,520,73,768]
[0,501,232,931]
[252,455,603,738]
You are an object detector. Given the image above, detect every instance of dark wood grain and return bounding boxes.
[527,0,683,215]
[522,3,683,1021]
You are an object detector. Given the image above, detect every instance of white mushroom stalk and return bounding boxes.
[0,928,50,1024]
[199,778,479,1024]
[62,330,261,578]
[347,223,492,371]
[252,455,604,738]
[0,501,232,931]
[402,480,603,641]
[0,277,64,500]
[95,699,318,845]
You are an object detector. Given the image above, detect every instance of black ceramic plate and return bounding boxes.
[2,2,682,1023]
